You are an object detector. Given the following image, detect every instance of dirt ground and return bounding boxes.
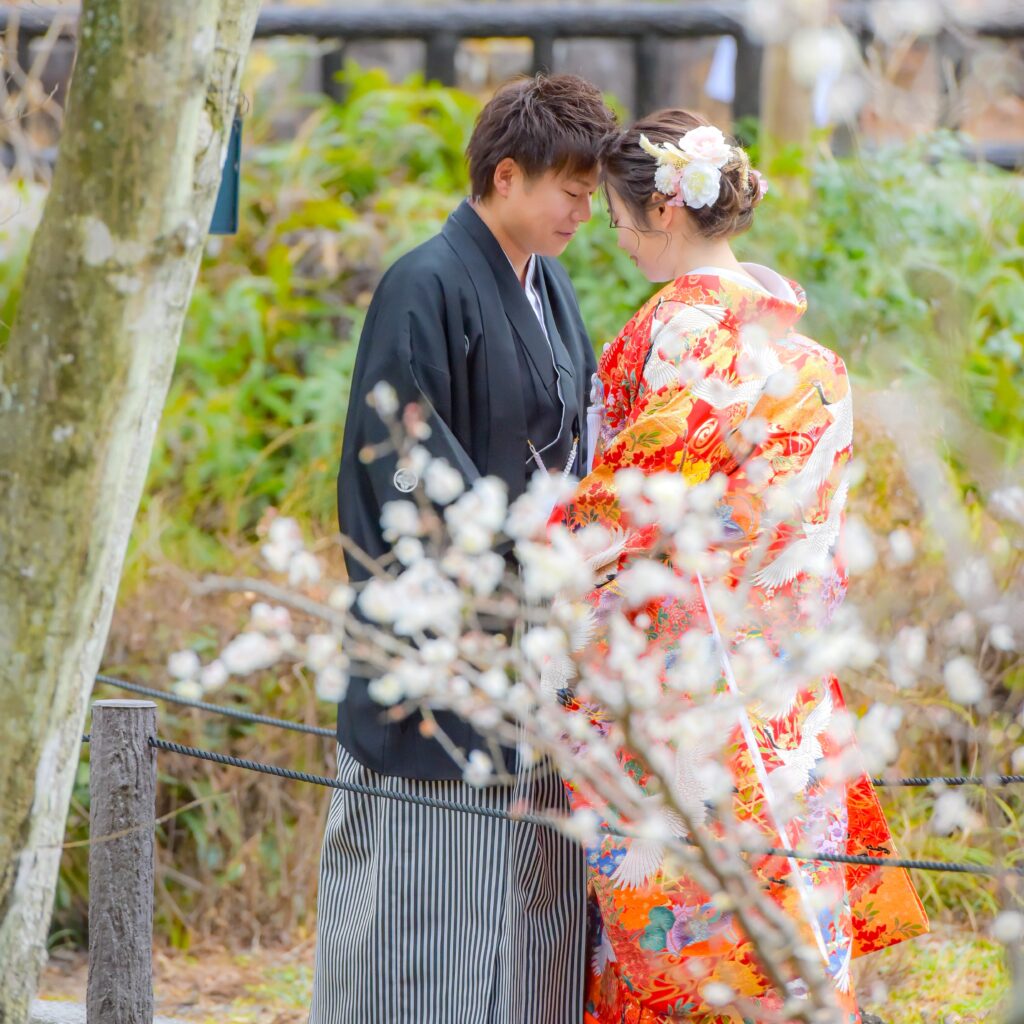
[39,937,317,1024]
[37,926,1005,1024]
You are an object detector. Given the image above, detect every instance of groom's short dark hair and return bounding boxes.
[467,74,617,200]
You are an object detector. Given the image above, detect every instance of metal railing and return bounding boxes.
[0,3,766,119]
[2,3,1024,163]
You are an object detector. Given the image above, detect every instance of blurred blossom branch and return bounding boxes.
[170,386,1016,1018]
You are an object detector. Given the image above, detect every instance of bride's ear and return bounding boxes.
[649,198,678,232]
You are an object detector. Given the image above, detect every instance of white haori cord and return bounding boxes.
[696,571,831,969]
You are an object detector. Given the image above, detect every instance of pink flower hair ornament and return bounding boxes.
[638,125,765,211]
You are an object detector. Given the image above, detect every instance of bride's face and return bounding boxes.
[606,185,678,283]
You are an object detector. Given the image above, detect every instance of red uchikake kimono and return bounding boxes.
[553,266,928,1024]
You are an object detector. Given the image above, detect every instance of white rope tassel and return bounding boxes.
[695,572,831,967]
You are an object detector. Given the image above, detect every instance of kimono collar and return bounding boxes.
[448,200,527,286]
[680,262,808,333]
[446,200,565,375]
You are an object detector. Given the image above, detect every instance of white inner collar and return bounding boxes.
[688,263,797,304]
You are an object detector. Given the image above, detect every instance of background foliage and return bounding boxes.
[1,63,1019,1007]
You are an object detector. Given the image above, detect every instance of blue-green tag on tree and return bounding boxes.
[210,115,242,235]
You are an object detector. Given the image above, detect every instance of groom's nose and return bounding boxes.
[574,194,593,223]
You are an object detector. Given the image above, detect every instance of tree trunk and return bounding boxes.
[0,2,260,1020]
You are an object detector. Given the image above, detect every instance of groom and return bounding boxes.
[310,75,617,1024]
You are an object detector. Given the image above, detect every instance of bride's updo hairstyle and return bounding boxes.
[602,109,764,239]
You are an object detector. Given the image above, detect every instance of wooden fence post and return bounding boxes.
[425,30,458,85]
[87,700,157,1024]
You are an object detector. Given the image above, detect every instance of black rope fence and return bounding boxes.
[95,673,1024,789]
[146,736,1024,879]
[95,674,335,738]
[85,673,1024,878]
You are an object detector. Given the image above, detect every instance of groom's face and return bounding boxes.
[503,163,599,258]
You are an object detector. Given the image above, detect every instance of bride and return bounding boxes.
[553,110,929,1023]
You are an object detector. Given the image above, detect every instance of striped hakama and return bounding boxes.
[309,745,587,1024]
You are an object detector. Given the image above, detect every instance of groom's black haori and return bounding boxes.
[337,199,595,779]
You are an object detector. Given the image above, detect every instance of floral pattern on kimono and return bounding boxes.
[553,269,929,1024]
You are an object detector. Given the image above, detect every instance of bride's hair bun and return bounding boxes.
[602,109,763,239]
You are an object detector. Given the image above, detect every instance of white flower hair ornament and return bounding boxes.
[638,126,761,211]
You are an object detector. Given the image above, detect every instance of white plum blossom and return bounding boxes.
[504,472,577,539]
[463,749,493,786]
[424,458,465,505]
[250,602,293,634]
[478,668,510,700]
[449,675,471,701]
[641,472,689,530]
[469,551,507,597]
[172,679,204,702]
[843,517,877,575]
[888,626,927,689]
[394,662,437,699]
[700,982,735,1009]
[988,624,1016,652]
[306,633,339,672]
[359,578,397,624]
[221,632,283,676]
[445,477,508,551]
[289,550,322,587]
[517,529,592,600]
[872,0,944,40]
[993,911,1024,945]
[262,517,304,572]
[943,611,976,649]
[390,561,463,637]
[930,790,971,835]
[854,704,903,773]
[506,682,536,717]
[680,161,722,209]
[695,760,735,806]
[268,516,303,549]
[764,365,798,398]
[261,542,291,573]
[952,557,996,604]
[787,26,848,88]
[369,380,398,417]
[421,638,457,665]
[452,521,494,555]
[739,416,769,445]
[368,673,403,706]
[521,626,568,667]
[799,621,878,676]
[315,664,348,702]
[380,500,423,541]
[200,659,228,693]
[990,485,1024,526]
[328,585,355,611]
[679,126,732,167]
[943,656,985,705]
[617,560,688,606]
[887,528,915,566]
[394,536,425,566]
[665,641,719,695]
[167,649,201,680]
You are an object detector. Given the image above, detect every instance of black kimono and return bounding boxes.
[336,199,596,781]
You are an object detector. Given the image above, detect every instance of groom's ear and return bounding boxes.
[491,157,522,199]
